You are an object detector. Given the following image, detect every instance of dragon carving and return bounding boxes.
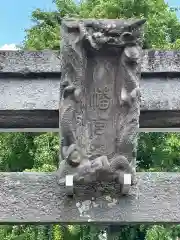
[57,19,146,196]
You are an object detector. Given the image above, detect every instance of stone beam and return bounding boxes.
[1,50,180,129]
[0,49,180,73]
[2,110,180,129]
[0,172,179,224]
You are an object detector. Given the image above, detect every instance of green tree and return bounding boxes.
[0,133,34,172]
[2,132,180,239]
[3,0,180,239]
[23,0,180,50]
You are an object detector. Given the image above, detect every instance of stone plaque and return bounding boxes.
[57,19,145,195]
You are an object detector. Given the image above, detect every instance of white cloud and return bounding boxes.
[0,44,20,50]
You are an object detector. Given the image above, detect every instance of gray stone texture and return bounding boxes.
[0,172,179,223]
[0,51,180,111]
[0,48,179,223]
[0,50,60,73]
[1,77,180,111]
[0,50,180,128]
[142,50,180,72]
[57,19,146,194]
[0,50,180,73]
[0,78,59,110]
[141,77,180,110]
[1,110,180,129]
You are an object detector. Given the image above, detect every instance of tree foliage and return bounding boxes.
[23,0,180,50]
[1,132,180,239]
[2,0,180,239]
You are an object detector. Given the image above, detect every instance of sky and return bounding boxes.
[0,0,179,50]
[0,0,56,50]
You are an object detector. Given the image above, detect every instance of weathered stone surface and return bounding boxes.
[141,77,180,110]
[0,172,179,224]
[0,110,59,129]
[0,50,60,73]
[0,51,180,112]
[0,50,180,129]
[0,50,180,111]
[0,50,180,73]
[0,78,60,110]
[1,77,180,111]
[2,110,180,129]
[142,50,180,72]
[58,19,146,194]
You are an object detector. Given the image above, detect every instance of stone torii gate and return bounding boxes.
[0,18,180,224]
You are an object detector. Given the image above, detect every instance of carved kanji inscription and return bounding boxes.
[58,19,146,196]
[89,86,112,110]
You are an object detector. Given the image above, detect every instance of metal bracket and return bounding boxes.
[65,174,74,196]
[121,173,131,195]
[64,173,132,196]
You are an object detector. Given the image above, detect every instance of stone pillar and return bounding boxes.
[58,19,146,195]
